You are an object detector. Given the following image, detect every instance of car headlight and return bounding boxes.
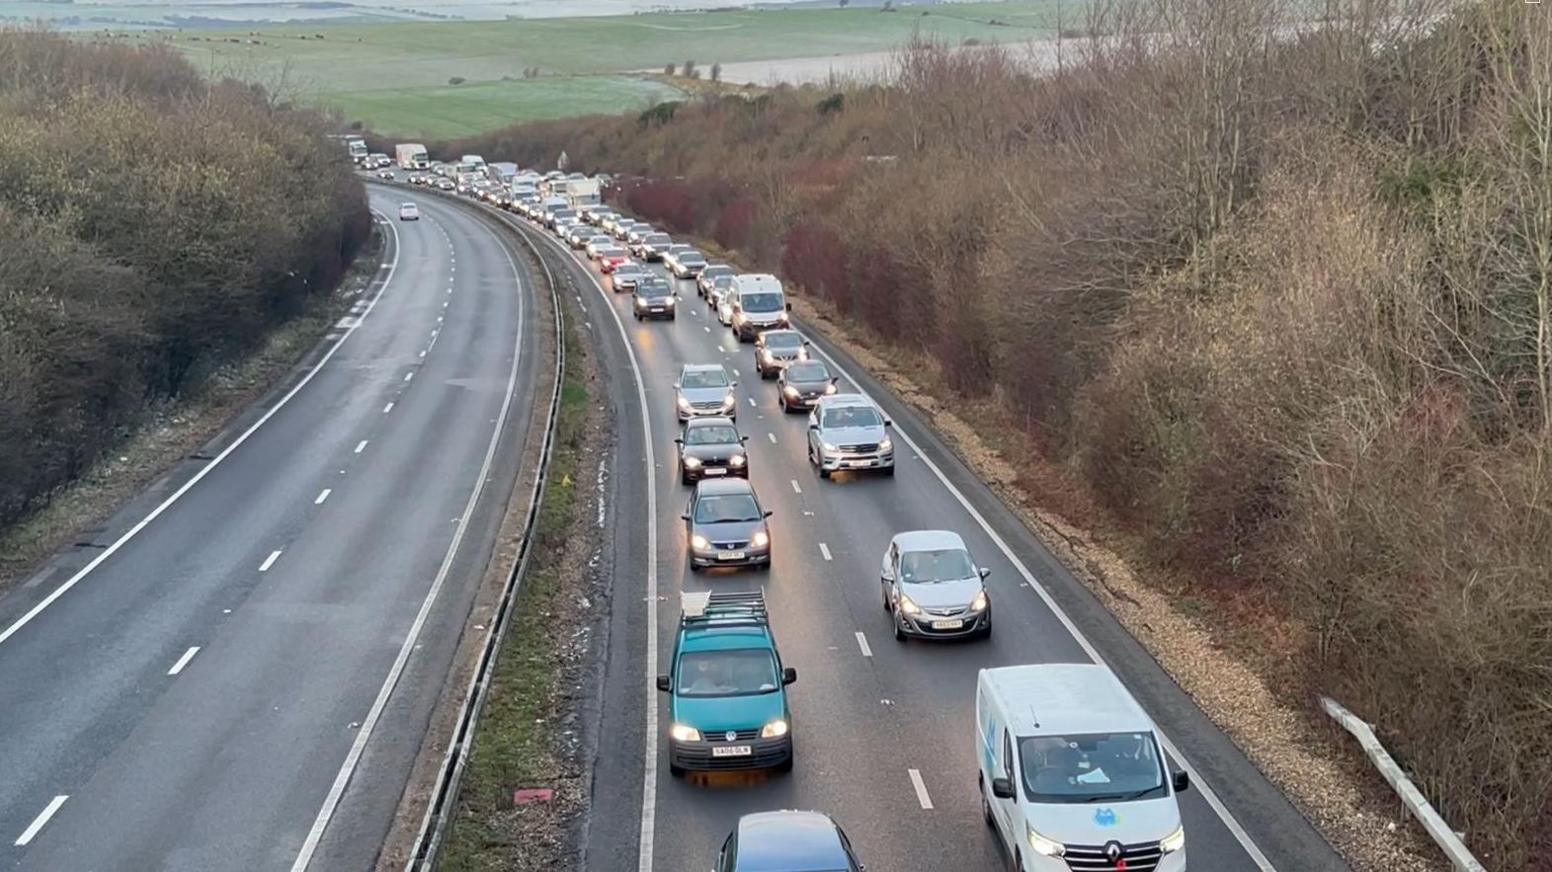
[760,350,773,362]
[798,348,809,360]
[783,386,799,398]
[1160,826,1185,854]
[760,719,789,738]
[682,456,702,468]
[970,590,988,612]
[669,723,702,742]
[691,534,710,551]
[729,454,746,467]
[677,396,691,410]
[1027,823,1065,857]
[898,595,921,616]
[751,531,769,548]
[822,442,838,453]
[878,437,893,453]
[722,394,736,409]
[824,383,838,395]
[634,297,646,307]
[778,311,790,322]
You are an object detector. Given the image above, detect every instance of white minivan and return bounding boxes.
[977,664,1188,872]
[728,274,789,342]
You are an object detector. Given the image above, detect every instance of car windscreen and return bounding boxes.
[705,265,733,278]
[740,292,783,313]
[645,234,671,245]
[1018,732,1167,804]
[681,252,706,263]
[898,548,976,583]
[821,406,882,429]
[693,493,762,523]
[785,362,829,382]
[681,370,729,389]
[764,333,803,351]
[638,283,672,298]
[686,425,738,446]
[676,648,779,697]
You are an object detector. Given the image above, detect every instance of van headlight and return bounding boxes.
[760,719,788,738]
[751,531,769,548]
[677,396,691,410]
[1160,826,1185,853]
[1027,823,1065,857]
[970,590,988,612]
[669,723,702,742]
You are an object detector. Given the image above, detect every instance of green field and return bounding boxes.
[124,2,1071,137]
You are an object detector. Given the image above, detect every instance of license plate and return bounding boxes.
[649,307,664,313]
[844,460,874,468]
[712,745,752,758]
[933,619,965,630]
[718,551,746,561]
[704,468,727,476]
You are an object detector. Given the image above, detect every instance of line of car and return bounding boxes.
[379,166,1197,872]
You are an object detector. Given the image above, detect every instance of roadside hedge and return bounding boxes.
[0,30,370,526]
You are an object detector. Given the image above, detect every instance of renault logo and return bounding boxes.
[1104,840,1125,867]
[725,731,737,742]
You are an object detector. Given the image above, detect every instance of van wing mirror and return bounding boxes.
[1172,770,1190,792]
[782,667,798,685]
[656,674,672,692]
[991,776,1016,799]
[786,301,793,311]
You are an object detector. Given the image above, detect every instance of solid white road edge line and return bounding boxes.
[854,631,872,658]
[908,768,934,810]
[14,795,68,847]
[807,342,1278,871]
[259,550,282,573]
[167,646,200,676]
[0,211,402,650]
[289,206,528,872]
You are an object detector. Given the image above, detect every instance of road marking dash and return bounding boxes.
[167,646,201,675]
[908,769,934,810]
[259,550,282,572]
[315,489,331,505]
[768,433,777,444]
[383,402,395,414]
[354,440,368,454]
[748,397,757,407]
[819,542,832,561]
[404,372,414,382]
[791,479,803,494]
[855,631,872,657]
[14,796,67,846]
[704,326,711,333]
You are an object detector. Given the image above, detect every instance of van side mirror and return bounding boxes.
[1172,770,1190,792]
[786,301,793,311]
[991,777,1016,799]
[979,567,991,580]
[656,674,672,692]
[782,667,798,685]
[884,419,894,428]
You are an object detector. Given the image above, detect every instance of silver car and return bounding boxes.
[880,530,991,640]
[806,394,894,478]
[676,364,738,422]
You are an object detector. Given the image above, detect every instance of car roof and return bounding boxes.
[681,363,728,375]
[736,812,850,872]
[980,664,1155,736]
[693,477,755,497]
[815,393,875,411]
[679,624,772,651]
[684,416,735,429]
[891,529,968,553]
[401,203,415,208]
[760,329,801,341]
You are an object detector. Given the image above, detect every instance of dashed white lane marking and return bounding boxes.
[315,489,331,505]
[404,372,414,383]
[908,769,934,810]
[383,402,395,414]
[717,345,726,353]
[704,326,710,333]
[748,397,757,407]
[855,631,872,657]
[791,480,803,494]
[732,368,740,377]
[768,433,777,444]
[819,542,832,561]
[14,796,67,846]
[354,440,368,454]
[259,550,282,572]
[418,350,426,358]
[167,646,201,676]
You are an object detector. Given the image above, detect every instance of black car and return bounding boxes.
[675,417,749,484]
[633,277,677,321]
[716,812,863,872]
[755,329,809,379]
[778,360,838,412]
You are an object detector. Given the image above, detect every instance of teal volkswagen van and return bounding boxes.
[656,590,797,776]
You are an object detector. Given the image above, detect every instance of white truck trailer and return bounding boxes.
[395,143,429,170]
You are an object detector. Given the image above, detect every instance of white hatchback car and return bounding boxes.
[398,203,420,221]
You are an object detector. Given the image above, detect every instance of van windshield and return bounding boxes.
[740,292,783,313]
[1018,732,1167,804]
[676,649,779,697]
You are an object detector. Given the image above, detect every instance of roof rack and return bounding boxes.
[680,590,768,628]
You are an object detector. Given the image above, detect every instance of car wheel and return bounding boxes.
[893,613,907,642]
[688,558,702,573]
[775,751,793,774]
[818,466,831,480]
[882,585,892,613]
[981,775,995,826]
[681,470,692,485]
[670,762,686,778]
[668,314,676,321]
[778,396,788,412]
[1010,851,1021,872]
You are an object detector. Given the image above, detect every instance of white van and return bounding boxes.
[728,274,789,342]
[977,664,1188,871]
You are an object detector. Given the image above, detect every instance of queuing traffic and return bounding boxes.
[366,149,1206,872]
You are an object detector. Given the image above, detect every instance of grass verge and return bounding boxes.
[438,293,597,871]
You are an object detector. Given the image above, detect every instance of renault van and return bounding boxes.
[728,275,789,342]
[977,664,1189,872]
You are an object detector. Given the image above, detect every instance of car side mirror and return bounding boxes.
[680,513,690,521]
[786,301,793,311]
[730,381,738,388]
[740,435,749,443]
[673,437,683,444]
[830,377,839,385]
[807,423,818,431]
[656,674,672,693]
[763,509,773,518]
[782,667,798,685]
[884,420,894,428]
[672,382,681,389]
[1173,770,1190,792]
[991,776,1016,799]
[979,567,991,580]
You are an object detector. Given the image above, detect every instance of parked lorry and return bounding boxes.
[567,178,601,209]
[488,162,519,186]
[395,143,429,170]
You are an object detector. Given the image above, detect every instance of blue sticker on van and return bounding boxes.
[1094,808,1118,827]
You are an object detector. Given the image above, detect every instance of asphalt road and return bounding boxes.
[492,208,1352,872]
[0,188,541,872]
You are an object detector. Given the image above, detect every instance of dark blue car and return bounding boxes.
[715,811,864,872]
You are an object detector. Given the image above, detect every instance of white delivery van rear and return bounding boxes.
[976,665,1188,872]
[728,274,789,342]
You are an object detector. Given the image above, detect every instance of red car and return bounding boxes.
[600,251,631,273]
